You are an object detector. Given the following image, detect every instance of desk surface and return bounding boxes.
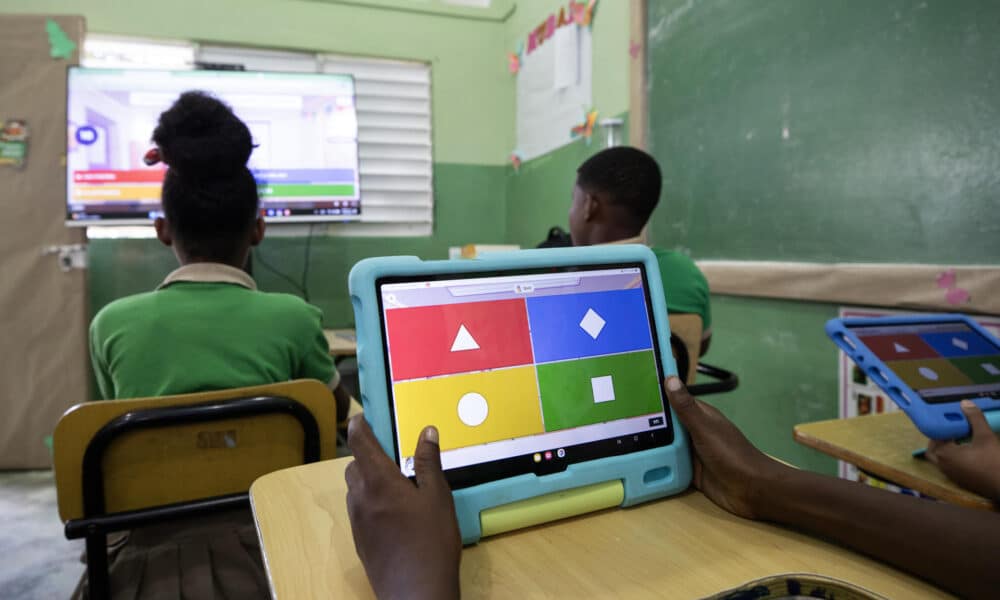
[323,328,357,357]
[250,457,948,599]
[794,412,994,511]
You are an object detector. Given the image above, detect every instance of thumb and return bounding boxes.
[665,376,700,430]
[925,439,947,465]
[960,400,992,440]
[413,425,448,491]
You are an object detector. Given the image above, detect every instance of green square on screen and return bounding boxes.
[536,350,663,432]
[950,355,1000,385]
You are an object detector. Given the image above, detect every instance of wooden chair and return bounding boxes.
[53,379,338,600]
[668,314,739,395]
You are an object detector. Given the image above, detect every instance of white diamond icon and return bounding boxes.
[983,363,1000,376]
[450,325,480,352]
[579,309,606,340]
[894,343,909,353]
[952,337,969,351]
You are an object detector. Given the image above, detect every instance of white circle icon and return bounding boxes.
[457,392,489,427]
[918,367,939,381]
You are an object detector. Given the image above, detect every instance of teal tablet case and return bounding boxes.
[348,245,693,544]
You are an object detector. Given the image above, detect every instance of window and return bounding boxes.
[82,35,434,236]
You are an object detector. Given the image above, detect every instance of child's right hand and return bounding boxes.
[344,416,462,600]
[926,400,1000,503]
[664,376,792,520]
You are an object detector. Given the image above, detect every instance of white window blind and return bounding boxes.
[83,36,434,235]
[321,55,433,226]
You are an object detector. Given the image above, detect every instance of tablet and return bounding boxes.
[827,314,1000,439]
[378,262,674,488]
[349,246,692,543]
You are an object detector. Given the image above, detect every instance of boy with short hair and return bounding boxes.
[568,146,712,353]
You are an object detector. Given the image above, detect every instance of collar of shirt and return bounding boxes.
[600,235,646,246]
[157,263,257,291]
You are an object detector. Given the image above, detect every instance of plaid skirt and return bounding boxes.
[71,508,270,600]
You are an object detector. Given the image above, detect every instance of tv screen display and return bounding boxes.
[66,67,360,225]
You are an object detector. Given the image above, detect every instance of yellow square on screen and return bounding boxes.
[392,366,543,457]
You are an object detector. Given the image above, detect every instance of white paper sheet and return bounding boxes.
[552,24,579,90]
[516,25,592,161]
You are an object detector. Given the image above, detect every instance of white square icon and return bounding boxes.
[579,309,606,340]
[591,375,615,404]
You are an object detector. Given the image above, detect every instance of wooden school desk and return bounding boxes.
[250,457,949,599]
[794,412,994,510]
[324,328,357,359]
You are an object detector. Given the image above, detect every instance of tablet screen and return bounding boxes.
[847,321,1000,404]
[377,263,673,488]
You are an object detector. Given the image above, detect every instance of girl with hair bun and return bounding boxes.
[82,91,357,599]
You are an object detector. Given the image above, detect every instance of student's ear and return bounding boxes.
[582,191,600,222]
[154,217,172,247]
[250,217,266,246]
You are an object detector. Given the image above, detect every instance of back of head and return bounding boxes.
[153,91,258,261]
[576,146,662,230]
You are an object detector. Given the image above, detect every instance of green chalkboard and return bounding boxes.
[646,0,1000,264]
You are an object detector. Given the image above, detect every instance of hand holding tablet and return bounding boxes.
[348,246,692,544]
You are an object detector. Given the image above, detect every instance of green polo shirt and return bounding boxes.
[89,263,336,400]
[604,238,712,331]
[651,246,712,332]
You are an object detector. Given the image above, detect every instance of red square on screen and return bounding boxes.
[385,299,533,381]
[860,334,939,361]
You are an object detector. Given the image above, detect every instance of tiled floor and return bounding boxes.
[0,471,84,599]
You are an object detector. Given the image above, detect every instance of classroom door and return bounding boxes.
[0,15,89,468]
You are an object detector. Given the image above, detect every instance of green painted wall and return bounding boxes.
[646,0,1000,263]
[704,296,839,475]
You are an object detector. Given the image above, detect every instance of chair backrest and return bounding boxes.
[669,314,703,385]
[53,379,337,522]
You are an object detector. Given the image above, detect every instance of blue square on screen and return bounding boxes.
[919,330,998,358]
[525,288,654,363]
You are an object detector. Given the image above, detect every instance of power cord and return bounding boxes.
[302,223,314,303]
[252,223,316,303]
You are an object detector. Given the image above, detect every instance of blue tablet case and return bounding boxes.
[349,245,692,544]
[826,314,1000,440]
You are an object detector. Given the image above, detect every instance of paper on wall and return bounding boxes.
[552,24,579,90]
[516,26,592,161]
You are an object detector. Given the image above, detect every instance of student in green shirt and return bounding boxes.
[83,91,352,600]
[567,146,713,355]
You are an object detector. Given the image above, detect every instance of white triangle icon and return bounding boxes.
[894,343,909,353]
[450,325,480,352]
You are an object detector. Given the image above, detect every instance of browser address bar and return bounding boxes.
[448,277,581,297]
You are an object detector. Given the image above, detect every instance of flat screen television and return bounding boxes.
[66,67,360,225]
